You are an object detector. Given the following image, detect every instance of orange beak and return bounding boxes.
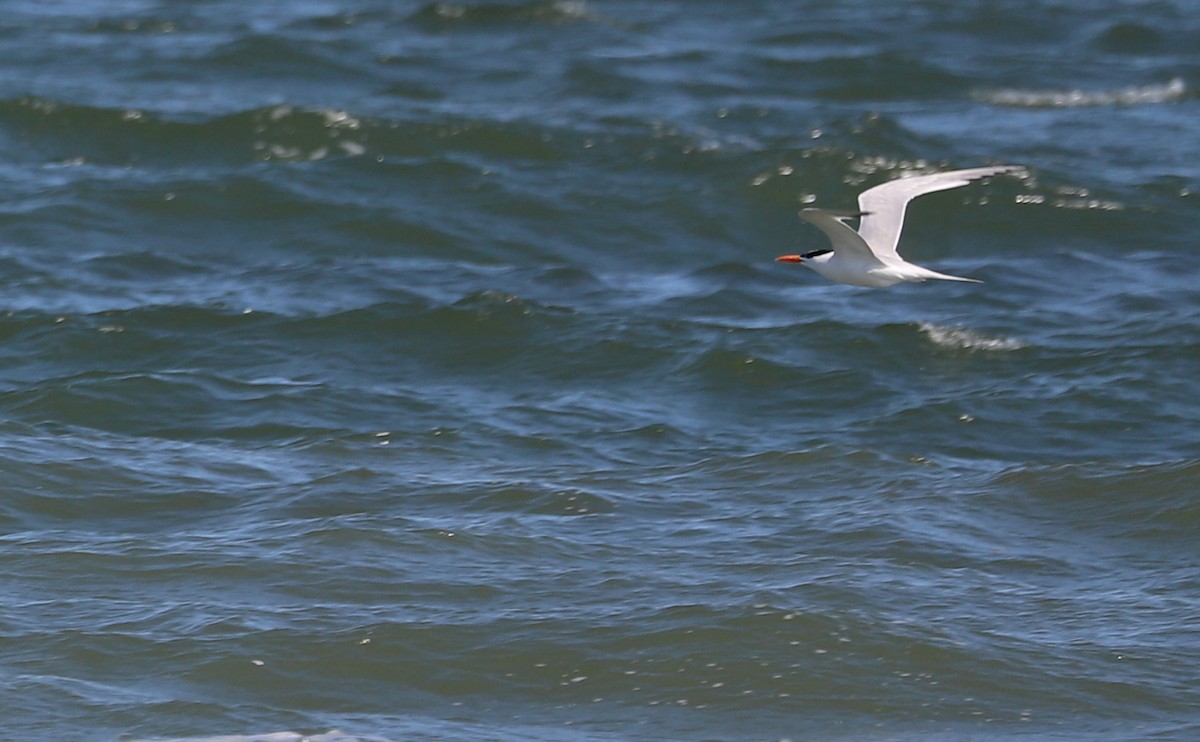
[775,254,803,263]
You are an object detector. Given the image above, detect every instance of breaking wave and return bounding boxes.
[919,322,1027,351]
[139,734,390,742]
[974,77,1186,108]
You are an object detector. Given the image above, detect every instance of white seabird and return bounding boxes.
[776,165,1024,287]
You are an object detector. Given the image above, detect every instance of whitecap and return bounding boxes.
[974,77,1186,108]
[137,731,392,742]
[919,322,1026,352]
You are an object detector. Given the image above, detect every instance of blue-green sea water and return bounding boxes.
[1,1,1198,740]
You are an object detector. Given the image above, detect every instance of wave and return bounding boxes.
[974,77,1187,108]
[0,97,376,165]
[135,731,392,742]
[410,0,592,27]
[919,322,1026,352]
[0,96,583,169]
[993,458,1200,533]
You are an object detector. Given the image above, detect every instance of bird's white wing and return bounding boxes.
[798,209,885,266]
[856,166,1023,261]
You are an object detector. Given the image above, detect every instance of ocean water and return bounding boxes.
[0,1,1198,740]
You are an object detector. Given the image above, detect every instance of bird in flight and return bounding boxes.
[776,165,1024,287]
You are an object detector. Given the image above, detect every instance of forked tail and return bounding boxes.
[917,267,982,283]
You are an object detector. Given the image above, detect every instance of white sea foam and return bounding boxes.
[919,322,1026,351]
[139,732,392,742]
[975,77,1186,108]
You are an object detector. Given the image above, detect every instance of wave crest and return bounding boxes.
[412,0,591,26]
[974,77,1187,108]
[920,322,1026,352]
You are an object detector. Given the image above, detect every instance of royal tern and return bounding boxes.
[776,165,1023,288]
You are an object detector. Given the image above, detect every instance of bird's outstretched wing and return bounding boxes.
[798,209,885,266]
[856,166,1024,261]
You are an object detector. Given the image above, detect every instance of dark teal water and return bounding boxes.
[1,1,1198,740]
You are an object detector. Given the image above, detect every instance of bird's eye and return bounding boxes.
[801,249,832,259]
